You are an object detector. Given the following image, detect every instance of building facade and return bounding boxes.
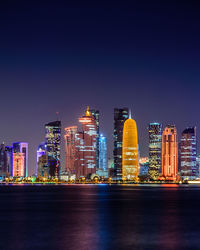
[148,123,162,180]
[37,142,48,178]
[75,107,97,179]
[45,121,61,178]
[99,134,107,171]
[0,144,8,179]
[12,142,28,177]
[162,125,178,180]
[139,157,149,177]
[90,109,100,169]
[5,146,12,176]
[180,127,198,180]
[64,126,78,175]
[113,108,129,180]
[122,116,139,181]
[13,153,25,177]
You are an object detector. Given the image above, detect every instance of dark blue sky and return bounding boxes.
[0,1,200,174]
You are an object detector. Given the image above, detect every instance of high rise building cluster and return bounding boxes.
[0,142,28,180]
[0,106,199,182]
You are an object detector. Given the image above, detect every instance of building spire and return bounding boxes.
[85,106,91,116]
[129,109,132,119]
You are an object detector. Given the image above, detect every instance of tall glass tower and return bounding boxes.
[45,121,61,178]
[113,108,129,180]
[99,134,107,171]
[148,123,162,180]
[180,127,198,180]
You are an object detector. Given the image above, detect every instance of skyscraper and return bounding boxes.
[5,146,12,177]
[45,121,61,178]
[90,109,100,169]
[13,142,28,177]
[180,127,198,180]
[99,134,107,171]
[13,153,25,177]
[64,126,78,175]
[113,108,129,180]
[37,142,48,178]
[75,107,97,179]
[162,125,178,181]
[148,123,162,180]
[122,115,139,181]
[0,143,8,179]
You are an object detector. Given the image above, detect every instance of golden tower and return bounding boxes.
[122,114,139,181]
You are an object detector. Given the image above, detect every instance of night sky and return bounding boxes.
[1,1,200,175]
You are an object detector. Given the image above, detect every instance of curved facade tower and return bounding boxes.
[122,117,139,180]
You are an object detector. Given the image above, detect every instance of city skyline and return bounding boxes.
[2,107,199,179]
[1,1,200,174]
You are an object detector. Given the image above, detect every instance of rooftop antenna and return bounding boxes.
[129,109,132,119]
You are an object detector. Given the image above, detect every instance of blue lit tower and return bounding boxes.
[180,127,198,180]
[12,142,28,177]
[148,123,162,180]
[99,134,107,171]
[45,121,61,178]
[5,146,12,176]
[113,108,129,180]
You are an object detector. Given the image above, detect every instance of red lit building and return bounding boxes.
[162,125,178,180]
[64,126,78,175]
[75,107,97,179]
[13,153,25,177]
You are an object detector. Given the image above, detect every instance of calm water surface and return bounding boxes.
[0,184,200,250]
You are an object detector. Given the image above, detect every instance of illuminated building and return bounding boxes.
[113,108,129,180]
[5,146,12,176]
[148,123,162,180]
[13,153,25,177]
[13,142,28,177]
[180,127,198,180]
[37,142,48,178]
[90,109,100,169]
[139,157,149,176]
[97,134,108,177]
[0,144,8,179]
[99,134,107,170]
[122,114,139,181]
[64,126,78,175]
[45,121,61,178]
[75,107,97,179]
[162,125,178,180]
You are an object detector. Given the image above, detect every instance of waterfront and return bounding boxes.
[0,185,200,249]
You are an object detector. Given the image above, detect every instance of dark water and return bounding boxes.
[0,184,200,250]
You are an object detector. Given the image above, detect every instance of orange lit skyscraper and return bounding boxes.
[162,125,178,180]
[122,114,139,181]
[64,126,78,175]
[75,107,97,179]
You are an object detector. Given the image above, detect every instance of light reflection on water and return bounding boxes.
[0,185,199,249]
